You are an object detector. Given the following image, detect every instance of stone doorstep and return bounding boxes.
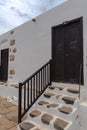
[58,106,73,114]
[44,93,55,98]
[54,118,69,130]
[41,113,53,125]
[62,96,76,105]
[30,110,42,118]
[19,122,35,130]
[38,101,49,105]
[49,86,64,90]
[47,103,58,108]
[67,88,79,94]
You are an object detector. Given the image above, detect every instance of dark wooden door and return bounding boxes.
[52,17,83,84]
[1,49,9,81]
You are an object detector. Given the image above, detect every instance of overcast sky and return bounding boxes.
[0,0,67,35]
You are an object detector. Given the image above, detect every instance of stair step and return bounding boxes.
[41,113,53,125]
[38,101,49,105]
[47,103,58,108]
[54,118,69,130]
[30,110,42,118]
[62,96,76,105]
[19,122,35,130]
[67,88,79,94]
[49,86,64,90]
[44,92,55,98]
[58,106,73,114]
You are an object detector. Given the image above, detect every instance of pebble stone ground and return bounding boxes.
[0,96,18,130]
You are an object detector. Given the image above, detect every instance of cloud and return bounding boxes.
[0,0,67,35]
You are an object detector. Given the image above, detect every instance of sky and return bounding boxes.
[0,0,67,35]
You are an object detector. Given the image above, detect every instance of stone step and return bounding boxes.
[67,88,79,94]
[62,96,76,105]
[27,107,72,128]
[43,91,78,106]
[29,110,42,118]
[58,106,73,114]
[49,86,64,90]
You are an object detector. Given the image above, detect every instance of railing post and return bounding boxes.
[18,83,22,123]
[49,59,52,85]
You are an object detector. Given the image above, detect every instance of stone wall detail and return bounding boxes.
[10,40,15,46]
[10,55,15,61]
[10,70,15,75]
[13,48,17,53]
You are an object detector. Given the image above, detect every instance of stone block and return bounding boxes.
[67,88,79,94]
[10,55,15,61]
[30,110,41,118]
[47,103,58,108]
[41,113,53,125]
[10,70,15,75]
[58,106,73,114]
[13,48,17,53]
[44,93,55,98]
[10,40,15,46]
[38,100,49,105]
[62,96,76,105]
[54,118,69,130]
[10,30,14,35]
[19,122,35,130]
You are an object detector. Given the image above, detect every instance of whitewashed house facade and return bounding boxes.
[0,0,87,129]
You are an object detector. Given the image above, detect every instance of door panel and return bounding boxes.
[52,17,83,84]
[1,49,9,81]
[52,27,65,81]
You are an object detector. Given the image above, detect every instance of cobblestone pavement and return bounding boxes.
[0,96,18,130]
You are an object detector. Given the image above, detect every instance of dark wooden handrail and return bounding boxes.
[18,60,51,123]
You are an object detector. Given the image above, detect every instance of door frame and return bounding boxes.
[51,17,83,84]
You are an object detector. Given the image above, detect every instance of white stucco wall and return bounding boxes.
[0,0,87,95]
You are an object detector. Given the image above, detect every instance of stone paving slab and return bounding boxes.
[0,96,18,130]
[41,113,53,125]
[19,122,35,130]
[54,118,69,130]
[30,110,42,118]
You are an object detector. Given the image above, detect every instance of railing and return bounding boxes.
[18,60,51,123]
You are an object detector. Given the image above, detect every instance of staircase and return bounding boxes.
[17,83,80,130]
